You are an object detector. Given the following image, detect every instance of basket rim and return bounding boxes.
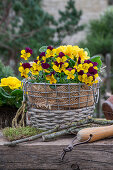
[23,80,99,86]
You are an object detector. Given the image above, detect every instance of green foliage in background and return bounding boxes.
[0,0,84,67]
[57,0,84,43]
[0,60,15,79]
[79,7,113,57]
[0,0,57,63]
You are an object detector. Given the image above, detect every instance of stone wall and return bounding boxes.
[42,0,108,45]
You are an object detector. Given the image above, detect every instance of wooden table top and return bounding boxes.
[1,130,113,170]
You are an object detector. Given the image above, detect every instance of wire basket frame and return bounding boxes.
[23,81,99,130]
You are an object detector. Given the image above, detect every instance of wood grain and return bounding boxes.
[1,135,113,170]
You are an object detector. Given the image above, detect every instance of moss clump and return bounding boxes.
[3,126,44,141]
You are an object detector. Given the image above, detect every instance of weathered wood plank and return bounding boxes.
[1,133,113,170]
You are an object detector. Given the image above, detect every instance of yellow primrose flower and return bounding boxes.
[21,50,31,60]
[0,77,21,90]
[46,74,57,84]
[73,46,80,57]
[64,69,75,79]
[56,46,66,55]
[65,45,74,59]
[78,48,90,63]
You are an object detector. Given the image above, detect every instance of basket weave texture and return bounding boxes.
[24,82,99,130]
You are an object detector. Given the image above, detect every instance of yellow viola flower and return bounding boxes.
[81,74,88,83]
[21,50,31,60]
[61,62,69,72]
[56,56,67,63]
[19,66,29,78]
[94,74,99,79]
[46,46,56,58]
[53,65,61,73]
[44,69,50,73]
[46,74,57,84]
[77,64,83,72]
[32,62,42,72]
[94,66,98,70]
[64,69,75,79]
[78,75,82,82]
[82,63,90,73]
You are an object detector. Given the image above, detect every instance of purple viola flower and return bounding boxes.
[34,60,38,63]
[59,62,63,67]
[25,47,33,54]
[87,73,92,77]
[78,70,84,75]
[39,52,45,59]
[78,57,81,64]
[84,60,92,64]
[58,52,65,58]
[88,67,97,75]
[54,61,59,67]
[47,46,54,50]
[67,68,72,71]
[93,62,98,66]
[50,71,55,76]
[41,62,50,69]
[22,63,31,69]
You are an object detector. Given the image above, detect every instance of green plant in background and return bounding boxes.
[57,0,84,43]
[0,60,15,79]
[0,0,57,66]
[79,7,113,56]
[0,77,23,108]
[79,7,113,92]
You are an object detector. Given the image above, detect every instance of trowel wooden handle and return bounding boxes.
[77,125,113,142]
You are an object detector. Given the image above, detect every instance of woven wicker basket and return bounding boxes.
[23,82,99,130]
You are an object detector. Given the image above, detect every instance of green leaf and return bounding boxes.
[39,46,48,52]
[0,87,15,99]
[84,48,90,57]
[11,89,23,97]
[69,59,75,67]
[11,89,23,108]
[90,55,102,69]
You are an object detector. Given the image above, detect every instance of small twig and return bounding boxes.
[42,125,90,142]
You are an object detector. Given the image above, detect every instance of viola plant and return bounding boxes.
[19,45,102,86]
[0,77,23,108]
